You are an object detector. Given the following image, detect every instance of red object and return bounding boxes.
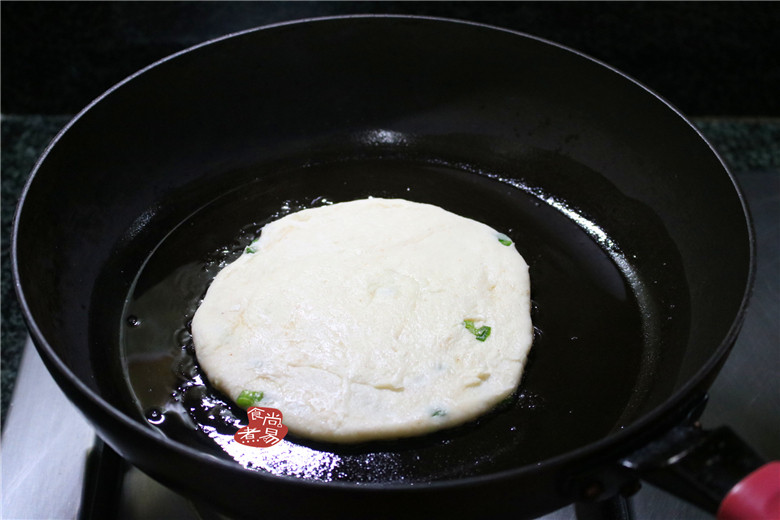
[234,407,289,448]
[718,462,780,520]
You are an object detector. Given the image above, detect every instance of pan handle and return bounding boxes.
[717,462,780,520]
[621,420,778,519]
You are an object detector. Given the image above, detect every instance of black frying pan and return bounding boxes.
[12,16,757,519]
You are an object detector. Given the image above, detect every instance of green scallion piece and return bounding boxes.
[245,238,260,254]
[432,409,447,417]
[236,390,264,408]
[464,320,491,342]
[497,233,513,246]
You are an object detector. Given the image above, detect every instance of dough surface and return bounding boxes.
[192,198,533,442]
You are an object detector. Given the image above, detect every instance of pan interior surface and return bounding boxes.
[111,147,680,484]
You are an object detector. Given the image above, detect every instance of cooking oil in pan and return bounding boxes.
[118,156,681,483]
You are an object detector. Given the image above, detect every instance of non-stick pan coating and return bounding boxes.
[13,16,752,519]
[110,143,679,481]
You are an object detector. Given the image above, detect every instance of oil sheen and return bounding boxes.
[119,158,647,483]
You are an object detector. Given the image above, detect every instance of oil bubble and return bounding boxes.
[145,408,165,425]
[175,328,192,346]
[126,315,141,327]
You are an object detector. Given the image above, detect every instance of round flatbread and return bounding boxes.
[192,198,533,443]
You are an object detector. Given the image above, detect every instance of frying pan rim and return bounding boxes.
[11,13,756,493]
